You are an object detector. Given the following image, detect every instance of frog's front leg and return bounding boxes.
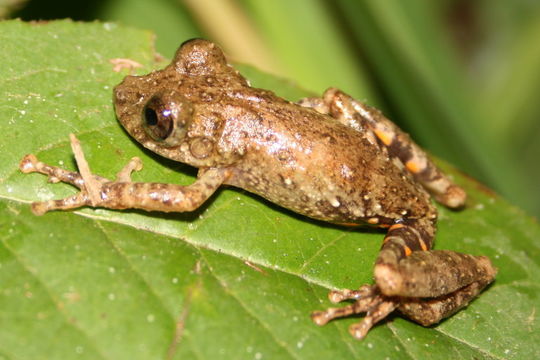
[20,135,229,215]
[312,219,497,339]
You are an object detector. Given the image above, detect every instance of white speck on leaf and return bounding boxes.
[36,187,55,201]
[103,22,117,31]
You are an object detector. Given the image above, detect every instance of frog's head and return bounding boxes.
[114,74,194,159]
[114,39,247,165]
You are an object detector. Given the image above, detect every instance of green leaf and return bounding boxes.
[240,0,376,100]
[1,20,539,359]
[100,0,202,59]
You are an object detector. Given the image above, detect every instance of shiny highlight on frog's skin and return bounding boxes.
[20,39,496,340]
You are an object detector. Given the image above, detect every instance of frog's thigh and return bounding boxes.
[320,88,466,208]
[376,221,496,323]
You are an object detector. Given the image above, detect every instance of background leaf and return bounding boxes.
[1,20,539,359]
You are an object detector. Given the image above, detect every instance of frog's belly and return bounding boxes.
[227,163,433,225]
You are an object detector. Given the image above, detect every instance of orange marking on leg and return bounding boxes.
[418,238,428,251]
[404,246,412,256]
[373,128,394,146]
[405,160,422,174]
[389,223,405,231]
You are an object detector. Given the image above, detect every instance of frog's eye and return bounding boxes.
[142,92,191,145]
[143,97,174,140]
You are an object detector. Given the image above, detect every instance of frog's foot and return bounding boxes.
[312,274,494,340]
[20,155,98,215]
[312,219,497,340]
[19,135,143,215]
[311,285,398,340]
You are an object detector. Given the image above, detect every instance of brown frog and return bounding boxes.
[19,39,496,340]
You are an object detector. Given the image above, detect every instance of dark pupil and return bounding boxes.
[143,101,174,140]
[144,107,158,126]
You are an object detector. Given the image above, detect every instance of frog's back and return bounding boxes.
[222,93,433,225]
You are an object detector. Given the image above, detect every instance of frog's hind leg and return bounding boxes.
[308,88,466,209]
[312,219,496,339]
[375,219,496,324]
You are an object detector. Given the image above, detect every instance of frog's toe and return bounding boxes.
[311,284,398,339]
[311,309,335,326]
[348,299,398,340]
[311,286,378,326]
[115,157,143,182]
[31,201,50,216]
[434,184,466,208]
[327,284,374,303]
[19,154,39,173]
[19,152,88,188]
[30,192,90,215]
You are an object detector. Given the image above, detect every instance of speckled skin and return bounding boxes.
[20,39,496,340]
[115,52,430,224]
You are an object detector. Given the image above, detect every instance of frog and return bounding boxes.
[19,39,497,340]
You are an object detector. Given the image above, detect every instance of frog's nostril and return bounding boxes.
[113,87,126,102]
